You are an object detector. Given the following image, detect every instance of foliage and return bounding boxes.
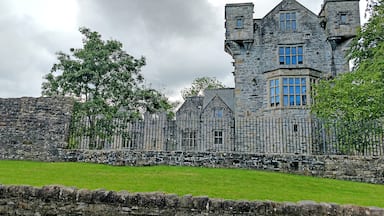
[349,0,384,69]
[181,77,226,99]
[42,27,173,148]
[1,161,384,207]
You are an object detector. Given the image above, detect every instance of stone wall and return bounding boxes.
[59,150,384,184]
[0,185,383,216]
[0,97,74,161]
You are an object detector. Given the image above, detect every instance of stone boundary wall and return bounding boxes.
[0,97,74,161]
[59,150,384,184]
[0,185,383,216]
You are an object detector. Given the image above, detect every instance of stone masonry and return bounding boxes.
[1,185,383,216]
[0,97,74,161]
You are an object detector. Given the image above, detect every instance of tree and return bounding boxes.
[311,1,384,153]
[312,0,384,121]
[42,27,173,148]
[181,77,226,99]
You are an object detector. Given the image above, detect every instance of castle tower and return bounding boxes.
[224,3,254,56]
[319,0,361,75]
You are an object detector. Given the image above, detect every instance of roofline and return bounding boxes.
[225,3,254,7]
[319,0,360,16]
[262,0,318,20]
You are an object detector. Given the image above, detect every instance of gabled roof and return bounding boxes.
[203,88,235,111]
[202,95,233,115]
[176,96,203,115]
[262,0,318,20]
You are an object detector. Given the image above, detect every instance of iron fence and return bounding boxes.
[68,116,384,156]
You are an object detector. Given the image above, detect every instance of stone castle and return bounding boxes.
[176,0,361,153]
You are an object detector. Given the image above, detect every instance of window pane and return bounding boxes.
[283,78,288,85]
[289,86,294,94]
[295,86,300,94]
[302,86,307,94]
[298,46,303,54]
[237,19,243,27]
[295,78,300,84]
[290,96,295,106]
[292,21,296,30]
[279,56,285,65]
[276,96,280,106]
[280,14,285,21]
[284,96,289,106]
[270,80,274,87]
[286,56,290,65]
[270,97,275,104]
[286,21,291,30]
[301,78,306,84]
[296,95,301,106]
[286,13,290,20]
[285,47,290,55]
[279,47,285,55]
[280,21,285,31]
[291,47,296,55]
[289,78,294,84]
[271,88,275,96]
[275,79,279,86]
[291,12,296,19]
[276,87,280,96]
[302,95,307,105]
[283,86,288,94]
[292,56,297,65]
[298,55,303,64]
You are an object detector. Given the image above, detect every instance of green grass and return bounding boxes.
[0,160,383,208]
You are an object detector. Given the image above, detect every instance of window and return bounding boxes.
[182,130,197,148]
[270,79,280,107]
[283,78,307,106]
[236,17,244,28]
[213,108,224,118]
[340,13,347,25]
[279,46,303,65]
[214,130,223,145]
[280,12,297,31]
[269,77,313,108]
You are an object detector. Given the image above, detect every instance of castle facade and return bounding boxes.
[176,0,361,153]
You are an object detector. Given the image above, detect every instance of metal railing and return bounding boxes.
[68,116,384,156]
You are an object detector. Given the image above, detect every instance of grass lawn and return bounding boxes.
[0,160,383,208]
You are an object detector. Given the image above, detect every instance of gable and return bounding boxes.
[176,96,203,116]
[260,0,321,39]
[203,88,235,111]
[202,95,233,118]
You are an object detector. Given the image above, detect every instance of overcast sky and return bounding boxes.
[0,0,367,101]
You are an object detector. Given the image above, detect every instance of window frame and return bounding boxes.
[182,130,197,148]
[279,46,304,65]
[268,76,317,108]
[340,13,348,25]
[213,130,223,145]
[235,16,244,29]
[280,12,297,32]
[213,107,224,118]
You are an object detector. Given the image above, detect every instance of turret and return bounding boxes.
[224,3,254,56]
[319,0,361,41]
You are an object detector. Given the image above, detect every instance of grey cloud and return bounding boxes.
[76,0,233,100]
[0,6,80,98]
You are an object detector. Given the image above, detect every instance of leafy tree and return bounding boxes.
[181,77,226,99]
[312,1,384,153]
[42,27,173,148]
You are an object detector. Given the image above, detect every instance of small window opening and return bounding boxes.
[340,13,347,25]
[293,124,298,132]
[236,17,244,28]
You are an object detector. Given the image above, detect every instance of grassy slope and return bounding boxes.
[0,160,382,207]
